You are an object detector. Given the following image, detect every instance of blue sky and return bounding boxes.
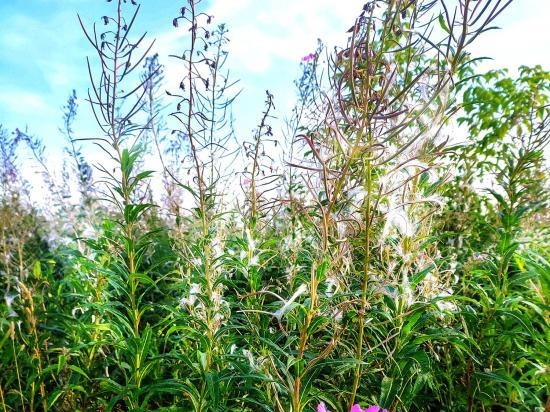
[1,0,549,162]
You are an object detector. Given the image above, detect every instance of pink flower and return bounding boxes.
[351,405,389,412]
[317,402,330,412]
[365,406,388,412]
[317,402,389,412]
[301,52,316,63]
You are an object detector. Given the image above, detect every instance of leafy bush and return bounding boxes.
[0,1,548,411]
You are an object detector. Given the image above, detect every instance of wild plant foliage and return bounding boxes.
[0,0,548,411]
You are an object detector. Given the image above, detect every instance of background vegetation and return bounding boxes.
[0,0,548,411]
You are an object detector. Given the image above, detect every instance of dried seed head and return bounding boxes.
[9,321,15,340]
[19,282,31,301]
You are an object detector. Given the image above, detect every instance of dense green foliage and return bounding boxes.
[1,1,548,411]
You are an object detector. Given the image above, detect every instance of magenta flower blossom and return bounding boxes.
[301,52,316,63]
[365,406,388,412]
[317,402,330,412]
[317,402,389,412]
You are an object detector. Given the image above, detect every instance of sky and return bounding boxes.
[0,0,549,166]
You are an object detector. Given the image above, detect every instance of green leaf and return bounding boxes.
[438,14,449,34]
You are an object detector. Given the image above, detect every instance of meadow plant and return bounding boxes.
[433,65,549,411]
[268,1,514,410]
[2,0,549,411]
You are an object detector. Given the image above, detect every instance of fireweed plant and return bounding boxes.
[272,1,519,411]
[1,0,548,411]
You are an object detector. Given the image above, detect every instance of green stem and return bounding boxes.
[350,151,373,406]
[11,323,26,412]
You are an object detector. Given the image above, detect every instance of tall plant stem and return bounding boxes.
[350,146,373,406]
[1,234,10,291]
[10,322,25,412]
[0,384,7,412]
[293,264,319,412]
[182,3,217,408]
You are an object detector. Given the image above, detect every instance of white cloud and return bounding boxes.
[0,90,51,115]
[470,0,550,72]
[206,0,365,73]
[151,0,365,77]
[0,31,30,49]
